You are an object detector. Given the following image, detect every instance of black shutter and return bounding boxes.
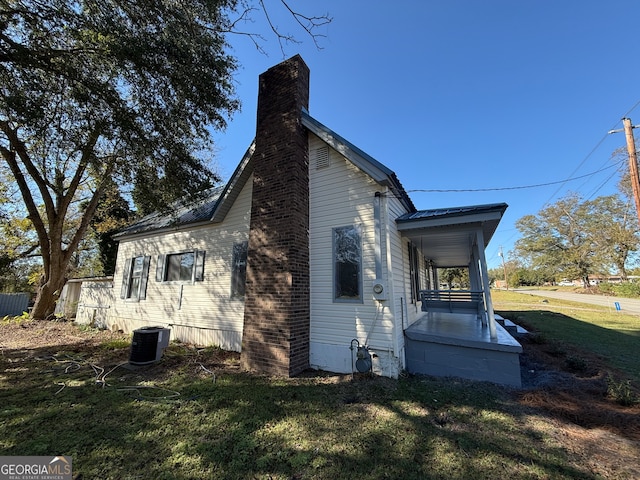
[120,258,132,299]
[139,256,151,300]
[156,255,166,282]
[194,250,206,282]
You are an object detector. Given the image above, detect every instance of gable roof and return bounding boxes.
[116,113,416,239]
[301,111,416,213]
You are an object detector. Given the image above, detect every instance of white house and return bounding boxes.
[87,55,522,386]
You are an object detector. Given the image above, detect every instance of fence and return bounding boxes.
[0,293,30,316]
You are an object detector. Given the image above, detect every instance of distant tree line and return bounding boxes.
[490,164,640,289]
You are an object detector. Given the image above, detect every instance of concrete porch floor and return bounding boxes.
[404,311,523,387]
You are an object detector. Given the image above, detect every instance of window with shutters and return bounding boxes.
[121,255,151,301]
[156,250,205,283]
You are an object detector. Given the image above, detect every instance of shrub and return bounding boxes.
[607,374,639,406]
[614,281,640,298]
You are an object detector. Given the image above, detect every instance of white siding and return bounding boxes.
[384,193,413,368]
[107,177,253,350]
[104,132,417,377]
[309,135,402,376]
[75,278,114,328]
[55,281,82,318]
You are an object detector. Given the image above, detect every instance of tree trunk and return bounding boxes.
[30,259,68,319]
[618,264,628,282]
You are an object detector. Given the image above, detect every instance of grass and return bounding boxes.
[493,289,640,382]
[1,293,640,479]
[0,350,583,480]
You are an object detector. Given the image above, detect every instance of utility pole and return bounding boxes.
[609,118,640,226]
[498,246,508,290]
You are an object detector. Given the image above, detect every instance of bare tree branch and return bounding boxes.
[226,0,332,57]
[279,0,331,50]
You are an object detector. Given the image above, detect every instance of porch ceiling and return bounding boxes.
[396,203,507,267]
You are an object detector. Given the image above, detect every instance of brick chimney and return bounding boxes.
[241,55,311,376]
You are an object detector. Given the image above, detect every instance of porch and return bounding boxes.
[404,311,522,387]
[396,203,523,387]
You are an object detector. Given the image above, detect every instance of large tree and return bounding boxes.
[1,0,241,317]
[0,0,327,320]
[514,192,640,287]
[515,193,596,287]
[585,194,640,280]
[0,0,330,318]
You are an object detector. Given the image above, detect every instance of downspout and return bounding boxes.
[475,229,497,339]
[377,190,401,368]
[373,192,383,279]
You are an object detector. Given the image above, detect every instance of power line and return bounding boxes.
[541,133,612,206]
[541,101,640,207]
[406,160,623,193]
[585,167,622,200]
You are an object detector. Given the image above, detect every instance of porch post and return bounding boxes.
[475,229,498,340]
[468,249,481,291]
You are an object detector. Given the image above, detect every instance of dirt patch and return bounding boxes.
[509,331,640,479]
[0,319,131,352]
[516,332,640,438]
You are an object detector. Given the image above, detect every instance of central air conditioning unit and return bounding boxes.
[129,326,171,365]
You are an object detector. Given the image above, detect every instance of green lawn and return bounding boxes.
[1,297,639,479]
[493,289,640,382]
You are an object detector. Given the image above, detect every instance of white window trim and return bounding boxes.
[333,225,363,303]
[120,255,151,301]
[156,250,206,284]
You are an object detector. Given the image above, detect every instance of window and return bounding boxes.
[166,252,194,281]
[334,226,362,302]
[156,250,205,283]
[120,255,150,300]
[231,241,248,298]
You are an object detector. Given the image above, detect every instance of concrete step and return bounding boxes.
[494,314,528,335]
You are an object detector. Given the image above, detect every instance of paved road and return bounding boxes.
[511,288,640,316]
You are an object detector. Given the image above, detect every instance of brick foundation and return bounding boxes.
[241,55,311,376]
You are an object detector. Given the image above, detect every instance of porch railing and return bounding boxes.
[419,290,486,322]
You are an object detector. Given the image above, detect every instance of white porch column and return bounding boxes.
[468,247,481,291]
[475,229,497,340]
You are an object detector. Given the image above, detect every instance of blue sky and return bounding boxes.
[212,1,640,269]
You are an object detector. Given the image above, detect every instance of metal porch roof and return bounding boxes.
[396,203,508,267]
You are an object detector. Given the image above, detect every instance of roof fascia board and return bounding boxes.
[397,211,503,231]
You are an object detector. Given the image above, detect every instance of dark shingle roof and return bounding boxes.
[116,112,425,239]
[114,186,225,238]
